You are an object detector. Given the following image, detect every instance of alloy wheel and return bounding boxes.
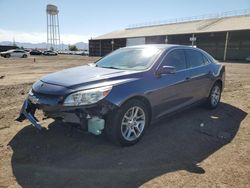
[211,85,221,107]
[121,106,146,141]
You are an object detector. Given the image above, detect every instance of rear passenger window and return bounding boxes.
[202,55,210,65]
[162,49,187,71]
[185,49,206,68]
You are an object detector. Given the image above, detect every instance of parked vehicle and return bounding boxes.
[30,50,42,55]
[82,50,89,56]
[24,49,31,53]
[43,50,58,56]
[0,49,29,58]
[17,45,225,146]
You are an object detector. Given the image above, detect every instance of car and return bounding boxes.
[17,44,225,146]
[0,49,29,58]
[43,50,58,56]
[24,49,31,53]
[82,50,89,56]
[30,49,42,55]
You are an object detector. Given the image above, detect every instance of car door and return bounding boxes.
[11,50,19,57]
[16,50,23,57]
[184,49,212,101]
[149,49,193,119]
[13,50,23,57]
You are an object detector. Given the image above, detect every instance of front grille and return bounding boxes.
[31,89,63,105]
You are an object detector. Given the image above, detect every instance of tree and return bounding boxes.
[68,45,78,51]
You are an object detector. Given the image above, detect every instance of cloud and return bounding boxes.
[0,28,91,44]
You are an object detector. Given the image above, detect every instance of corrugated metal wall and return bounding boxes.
[0,45,19,52]
[126,37,145,46]
[227,30,250,60]
[196,32,226,60]
[89,30,250,60]
[89,39,126,56]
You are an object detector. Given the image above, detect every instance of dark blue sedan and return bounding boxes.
[17,45,225,146]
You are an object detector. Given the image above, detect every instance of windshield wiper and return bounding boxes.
[99,66,120,70]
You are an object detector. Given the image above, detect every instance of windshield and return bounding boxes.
[6,50,15,53]
[96,46,162,70]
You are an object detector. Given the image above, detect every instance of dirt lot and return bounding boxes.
[0,55,249,188]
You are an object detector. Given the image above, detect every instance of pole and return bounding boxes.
[50,14,52,49]
[51,15,55,49]
[99,40,102,56]
[223,32,229,61]
[192,33,195,47]
[111,40,114,51]
[54,15,57,48]
[57,14,60,50]
[47,13,48,49]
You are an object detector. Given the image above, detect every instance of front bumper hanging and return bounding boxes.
[16,99,43,130]
[16,95,117,133]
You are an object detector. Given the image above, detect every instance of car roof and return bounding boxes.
[121,44,215,61]
[123,44,197,51]
[14,49,25,52]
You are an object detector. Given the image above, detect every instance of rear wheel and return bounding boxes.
[207,82,222,109]
[5,54,10,58]
[105,99,149,146]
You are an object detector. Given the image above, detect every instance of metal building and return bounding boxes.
[46,4,60,50]
[0,45,18,52]
[89,10,250,61]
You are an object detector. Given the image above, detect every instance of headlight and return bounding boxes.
[63,86,112,106]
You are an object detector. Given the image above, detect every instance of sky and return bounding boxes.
[0,0,249,44]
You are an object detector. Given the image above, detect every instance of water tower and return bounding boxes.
[46,4,60,50]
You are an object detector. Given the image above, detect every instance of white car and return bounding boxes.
[0,49,29,58]
[43,50,58,56]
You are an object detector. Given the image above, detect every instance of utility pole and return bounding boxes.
[13,37,16,46]
[223,32,229,61]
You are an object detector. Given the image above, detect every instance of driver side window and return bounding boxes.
[162,49,187,71]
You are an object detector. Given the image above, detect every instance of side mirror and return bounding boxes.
[157,65,176,76]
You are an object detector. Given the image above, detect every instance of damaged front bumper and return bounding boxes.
[16,99,43,130]
[16,97,117,132]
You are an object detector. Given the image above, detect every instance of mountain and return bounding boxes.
[0,41,89,50]
[74,42,88,50]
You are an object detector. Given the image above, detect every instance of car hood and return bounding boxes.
[41,65,139,88]
[0,51,9,54]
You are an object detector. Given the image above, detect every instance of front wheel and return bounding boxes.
[207,82,222,109]
[22,54,28,58]
[105,99,149,146]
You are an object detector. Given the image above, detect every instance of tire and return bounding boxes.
[105,99,149,146]
[206,82,222,109]
[22,54,28,58]
[5,54,10,58]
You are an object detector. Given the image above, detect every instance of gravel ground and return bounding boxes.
[0,55,249,188]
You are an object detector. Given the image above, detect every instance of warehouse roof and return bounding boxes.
[94,15,250,40]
